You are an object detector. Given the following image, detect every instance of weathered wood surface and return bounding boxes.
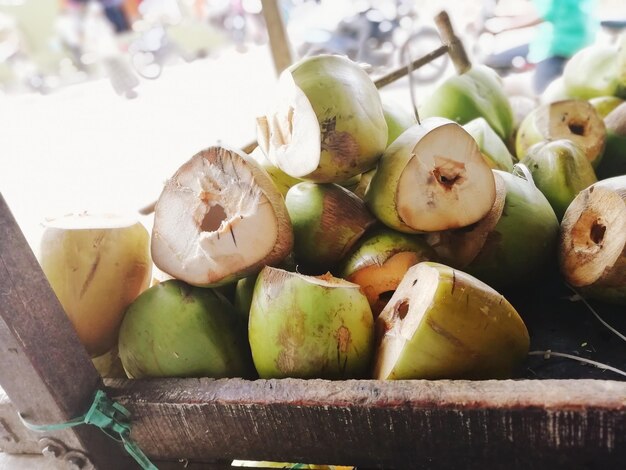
[261,0,293,75]
[0,194,133,469]
[103,378,626,469]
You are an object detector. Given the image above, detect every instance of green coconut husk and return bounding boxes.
[286,182,376,273]
[515,99,606,167]
[248,146,302,197]
[352,168,376,200]
[426,165,560,289]
[463,117,515,171]
[595,102,626,179]
[248,267,375,379]
[521,140,598,220]
[589,96,624,119]
[562,45,622,99]
[540,77,573,105]
[119,280,255,379]
[381,95,417,147]
[510,95,538,140]
[233,275,257,320]
[256,54,387,183]
[339,227,436,317]
[373,262,529,380]
[420,64,514,141]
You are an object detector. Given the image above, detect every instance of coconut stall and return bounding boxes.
[0,2,626,469]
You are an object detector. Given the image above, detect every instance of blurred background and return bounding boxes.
[0,0,623,96]
[0,0,624,249]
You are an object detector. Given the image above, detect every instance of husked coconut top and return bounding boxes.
[257,54,387,183]
[152,147,291,286]
[396,120,496,231]
[257,70,320,178]
[560,176,626,287]
[263,266,362,289]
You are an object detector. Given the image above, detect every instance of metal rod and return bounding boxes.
[374,44,449,89]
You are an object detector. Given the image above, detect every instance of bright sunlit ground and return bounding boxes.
[1,44,278,252]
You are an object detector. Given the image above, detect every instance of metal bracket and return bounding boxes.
[38,437,95,470]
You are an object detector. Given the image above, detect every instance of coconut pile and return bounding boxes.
[39,50,626,382]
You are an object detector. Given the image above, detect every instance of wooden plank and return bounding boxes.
[105,377,626,469]
[0,194,133,468]
[261,0,293,75]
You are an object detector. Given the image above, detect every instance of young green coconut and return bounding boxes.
[286,182,376,273]
[247,146,302,197]
[119,280,255,379]
[352,168,376,200]
[562,45,623,100]
[425,165,559,289]
[248,267,375,379]
[364,118,496,233]
[419,64,514,141]
[510,95,538,132]
[39,213,151,357]
[151,145,293,287]
[381,95,417,147]
[339,227,436,317]
[540,78,572,105]
[233,253,298,319]
[256,54,388,183]
[521,140,598,220]
[463,117,515,171]
[233,274,257,320]
[559,176,626,305]
[516,100,607,167]
[248,146,361,196]
[589,96,623,119]
[595,102,626,179]
[373,262,530,380]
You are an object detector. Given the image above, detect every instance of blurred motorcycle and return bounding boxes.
[289,0,449,83]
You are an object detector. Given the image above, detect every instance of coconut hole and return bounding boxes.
[571,211,605,253]
[432,160,466,190]
[590,221,606,245]
[394,299,409,320]
[201,204,227,232]
[379,290,395,304]
[568,121,586,136]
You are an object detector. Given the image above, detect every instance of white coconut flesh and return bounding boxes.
[151,147,285,286]
[256,71,321,178]
[374,263,440,380]
[542,100,606,162]
[264,267,363,292]
[560,182,626,287]
[426,172,507,266]
[396,122,496,232]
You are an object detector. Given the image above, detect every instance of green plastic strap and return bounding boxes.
[20,389,158,470]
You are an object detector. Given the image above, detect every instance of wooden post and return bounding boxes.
[434,10,471,74]
[0,194,133,469]
[261,0,293,75]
